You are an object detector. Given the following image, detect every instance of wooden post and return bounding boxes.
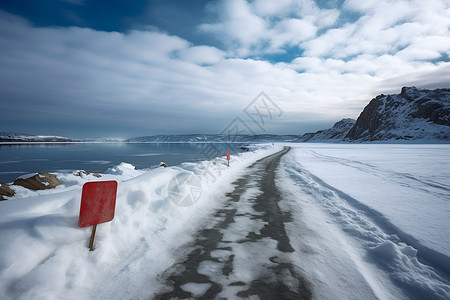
[89,224,97,251]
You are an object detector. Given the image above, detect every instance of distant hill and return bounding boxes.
[300,87,450,142]
[0,133,78,143]
[126,134,300,143]
[0,132,301,144]
[299,118,355,142]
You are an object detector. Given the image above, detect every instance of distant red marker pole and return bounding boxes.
[227,150,230,167]
[79,181,118,251]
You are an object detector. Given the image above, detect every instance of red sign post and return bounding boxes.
[226,150,230,167]
[79,180,118,251]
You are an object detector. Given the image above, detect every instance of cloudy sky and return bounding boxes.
[1,0,449,138]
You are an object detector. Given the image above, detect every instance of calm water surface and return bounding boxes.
[0,143,246,183]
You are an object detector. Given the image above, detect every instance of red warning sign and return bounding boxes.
[78,181,118,228]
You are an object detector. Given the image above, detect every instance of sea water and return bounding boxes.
[0,143,247,183]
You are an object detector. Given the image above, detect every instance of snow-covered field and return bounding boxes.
[0,143,449,299]
[279,144,450,300]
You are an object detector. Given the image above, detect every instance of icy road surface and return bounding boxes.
[156,147,312,299]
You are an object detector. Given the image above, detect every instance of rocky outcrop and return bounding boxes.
[0,183,15,200]
[345,87,450,141]
[410,89,450,126]
[14,173,60,190]
[300,118,356,142]
[345,96,384,140]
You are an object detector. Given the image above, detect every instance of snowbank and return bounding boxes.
[0,144,282,300]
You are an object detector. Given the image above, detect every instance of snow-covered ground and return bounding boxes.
[279,143,450,299]
[0,143,449,299]
[0,144,282,300]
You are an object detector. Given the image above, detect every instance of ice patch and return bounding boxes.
[198,260,223,277]
[180,282,212,297]
[210,249,232,262]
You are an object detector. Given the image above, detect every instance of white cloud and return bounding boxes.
[301,24,356,57]
[177,46,226,65]
[1,2,450,137]
[251,0,295,16]
[200,0,267,56]
[200,0,449,71]
[313,7,340,28]
[397,36,450,61]
[268,18,317,51]
[377,63,450,91]
[199,0,339,56]
[300,0,450,67]
[343,0,382,13]
[251,0,341,27]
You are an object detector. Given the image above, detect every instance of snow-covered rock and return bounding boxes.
[105,162,136,175]
[13,173,61,190]
[0,183,15,200]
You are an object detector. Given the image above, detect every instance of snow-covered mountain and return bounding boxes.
[0,132,78,143]
[299,118,355,142]
[346,87,449,141]
[300,87,450,142]
[126,134,301,143]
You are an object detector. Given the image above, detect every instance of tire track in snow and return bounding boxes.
[155,147,312,299]
[308,150,450,195]
[282,153,450,300]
